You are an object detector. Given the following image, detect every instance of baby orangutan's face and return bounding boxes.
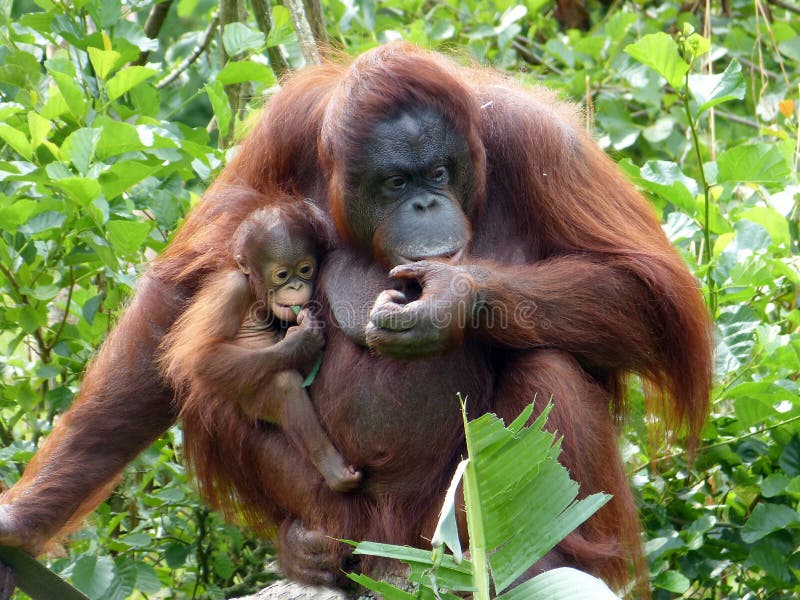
[264,256,316,323]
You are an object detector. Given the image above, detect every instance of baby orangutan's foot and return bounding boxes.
[325,464,362,492]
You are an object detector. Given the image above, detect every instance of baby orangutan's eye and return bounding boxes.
[272,269,290,284]
[298,262,314,279]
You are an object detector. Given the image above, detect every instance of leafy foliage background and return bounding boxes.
[0,0,798,598]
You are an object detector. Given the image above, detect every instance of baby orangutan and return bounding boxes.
[161,202,362,492]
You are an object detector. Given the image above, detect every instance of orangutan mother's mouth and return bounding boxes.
[398,247,465,264]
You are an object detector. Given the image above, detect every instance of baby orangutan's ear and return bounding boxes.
[302,199,336,251]
[234,254,250,275]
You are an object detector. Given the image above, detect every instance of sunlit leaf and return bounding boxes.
[106,220,151,256]
[87,46,122,81]
[217,61,276,86]
[61,128,100,175]
[717,144,791,184]
[107,66,157,101]
[0,124,32,160]
[497,568,619,599]
[206,81,232,139]
[222,23,265,56]
[689,60,745,114]
[625,33,689,90]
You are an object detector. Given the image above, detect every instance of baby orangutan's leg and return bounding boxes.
[244,371,362,492]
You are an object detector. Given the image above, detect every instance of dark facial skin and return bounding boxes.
[236,223,317,323]
[347,110,473,268]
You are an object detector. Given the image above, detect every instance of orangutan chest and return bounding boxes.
[308,328,493,489]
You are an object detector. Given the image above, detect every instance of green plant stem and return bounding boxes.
[682,77,717,314]
[461,399,490,600]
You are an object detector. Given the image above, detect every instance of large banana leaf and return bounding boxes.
[349,400,620,599]
[463,403,611,594]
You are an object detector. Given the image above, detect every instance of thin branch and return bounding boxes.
[219,0,249,147]
[767,0,800,15]
[285,0,321,65]
[715,109,760,129]
[156,13,220,89]
[45,267,75,354]
[634,414,800,473]
[512,36,564,75]
[301,0,328,46]
[251,0,289,79]
[134,0,174,65]
[0,261,22,299]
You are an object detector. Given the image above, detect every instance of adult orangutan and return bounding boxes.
[0,42,712,597]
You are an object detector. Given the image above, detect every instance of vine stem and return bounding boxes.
[682,71,718,314]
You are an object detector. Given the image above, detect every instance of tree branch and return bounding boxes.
[156,13,220,89]
[767,0,800,16]
[301,0,328,45]
[285,0,321,65]
[250,0,290,79]
[134,0,175,66]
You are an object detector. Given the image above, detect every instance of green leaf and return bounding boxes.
[266,6,294,47]
[71,555,115,598]
[497,568,619,600]
[779,437,800,477]
[222,23,265,56]
[464,405,611,594]
[27,112,51,149]
[50,71,89,119]
[762,474,790,498]
[604,12,637,43]
[53,177,102,207]
[638,160,698,212]
[217,61,276,86]
[87,46,122,81]
[778,36,800,62]
[107,66,157,101]
[0,123,32,160]
[99,159,162,200]
[682,32,711,61]
[497,5,527,33]
[88,0,121,29]
[351,541,474,592]
[625,33,689,90]
[177,0,199,18]
[741,503,800,543]
[739,207,791,248]
[106,219,151,256]
[212,551,235,579]
[0,199,37,230]
[96,119,147,159]
[347,573,417,599]
[133,562,161,594]
[689,60,746,114]
[20,210,66,234]
[104,557,136,600]
[432,459,468,563]
[0,102,25,121]
[206,81,232,139]
[61,128,100,175]
[653,570,691,594]
[717,144,792,184]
